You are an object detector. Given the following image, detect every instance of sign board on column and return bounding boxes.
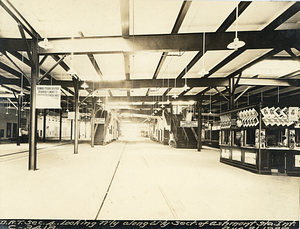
[68,112,80,120]
[36,86,61,109]
[180,121,198,127]
[94,118,105,124]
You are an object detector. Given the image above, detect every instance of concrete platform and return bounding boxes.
[0,137,299,220]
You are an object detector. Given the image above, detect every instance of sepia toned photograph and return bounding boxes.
[0,0,299,227]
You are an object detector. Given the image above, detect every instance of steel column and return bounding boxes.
[28,39,38,171]
[17,94,21,146]
[59,109,62,141]
[70,120,73,141]
[43,110,46,142]
[91,97,95,148]
[197,96,202,151]
[73,77,79,154]
[229,77,235,110]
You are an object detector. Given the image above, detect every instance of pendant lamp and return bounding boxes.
[227,5,245,51]
[198,19,209,76]
[38,38,53,50]
[81,81,89,89]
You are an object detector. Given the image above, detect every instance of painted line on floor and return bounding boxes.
[157,184,178,219]
[94,141,127,220]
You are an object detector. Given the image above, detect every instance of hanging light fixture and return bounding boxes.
[172,58,178,99]
[66,97,69,112]
[183,57,190,90]
[97,98,102,104]
[198,17,209,77]
[81,81,89,89]
[227,5,245,51]
[67,46,77,76]
[38,38,53,50]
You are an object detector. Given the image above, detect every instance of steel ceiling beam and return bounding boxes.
[15,30,297,55]
[119,0,130,38]
[45,77,300,89]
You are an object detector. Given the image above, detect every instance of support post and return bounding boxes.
[59,109,62,141]
[91,97,95,147]
[17,94,21,146]
[197,96,202,151]
[70,120,73,141]
[73,77,79,154]
[28,39,38,171]
[43,110,46,142]
[229,77,235,110]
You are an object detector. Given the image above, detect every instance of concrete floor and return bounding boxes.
[0,136,299,220]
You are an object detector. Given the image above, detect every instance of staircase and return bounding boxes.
[94,110,111,145]
[176,127,198,149]
[170,114,198,149]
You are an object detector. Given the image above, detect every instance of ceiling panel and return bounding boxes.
[148,87,168,96]
[94,54,125,81]
[167,87,185,96]
[242,59,300,78]
[130,52,162,79]
[211,49,273,77]
[157,51,198,79]
[184,87,206,96]
[0,6,23,38]
[184,50,235,79]
[179,1,238,33]
[93,89,110,97]
[110,90,127,97]
[227,1,295,32]
[130,88,148,96]
[276,10,300,30]
[130,0,183,35]
[10,0,122,38]
[274,48,300,57]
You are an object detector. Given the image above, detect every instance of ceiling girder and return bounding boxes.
[48,77,300,89]
[119,0,130,38]
[3,30,298,55]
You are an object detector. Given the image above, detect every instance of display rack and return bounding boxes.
[219,103,300,176]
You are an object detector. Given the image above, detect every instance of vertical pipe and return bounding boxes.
[28,39,38,171]
[197,95,202,151]
[91,97,95,147]
[73,77,79,154]
[59,109,62,141]
[43,109,46,142]
[17,95,21,146]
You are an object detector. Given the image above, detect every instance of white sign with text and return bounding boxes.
[36,86,61,109]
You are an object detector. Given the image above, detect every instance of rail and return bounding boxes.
[182,127,189,142]
[191,127,198,141]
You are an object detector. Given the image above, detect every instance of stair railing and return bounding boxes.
[182,127,189,143]
[191,127,198,141]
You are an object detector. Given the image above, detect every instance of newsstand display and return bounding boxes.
[219,103,300,176]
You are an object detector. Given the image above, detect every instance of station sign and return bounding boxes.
[36,86,61,109]
[94,118,105,124]
[180,121,198,128]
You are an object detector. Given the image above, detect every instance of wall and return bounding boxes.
[0,106,29,140]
